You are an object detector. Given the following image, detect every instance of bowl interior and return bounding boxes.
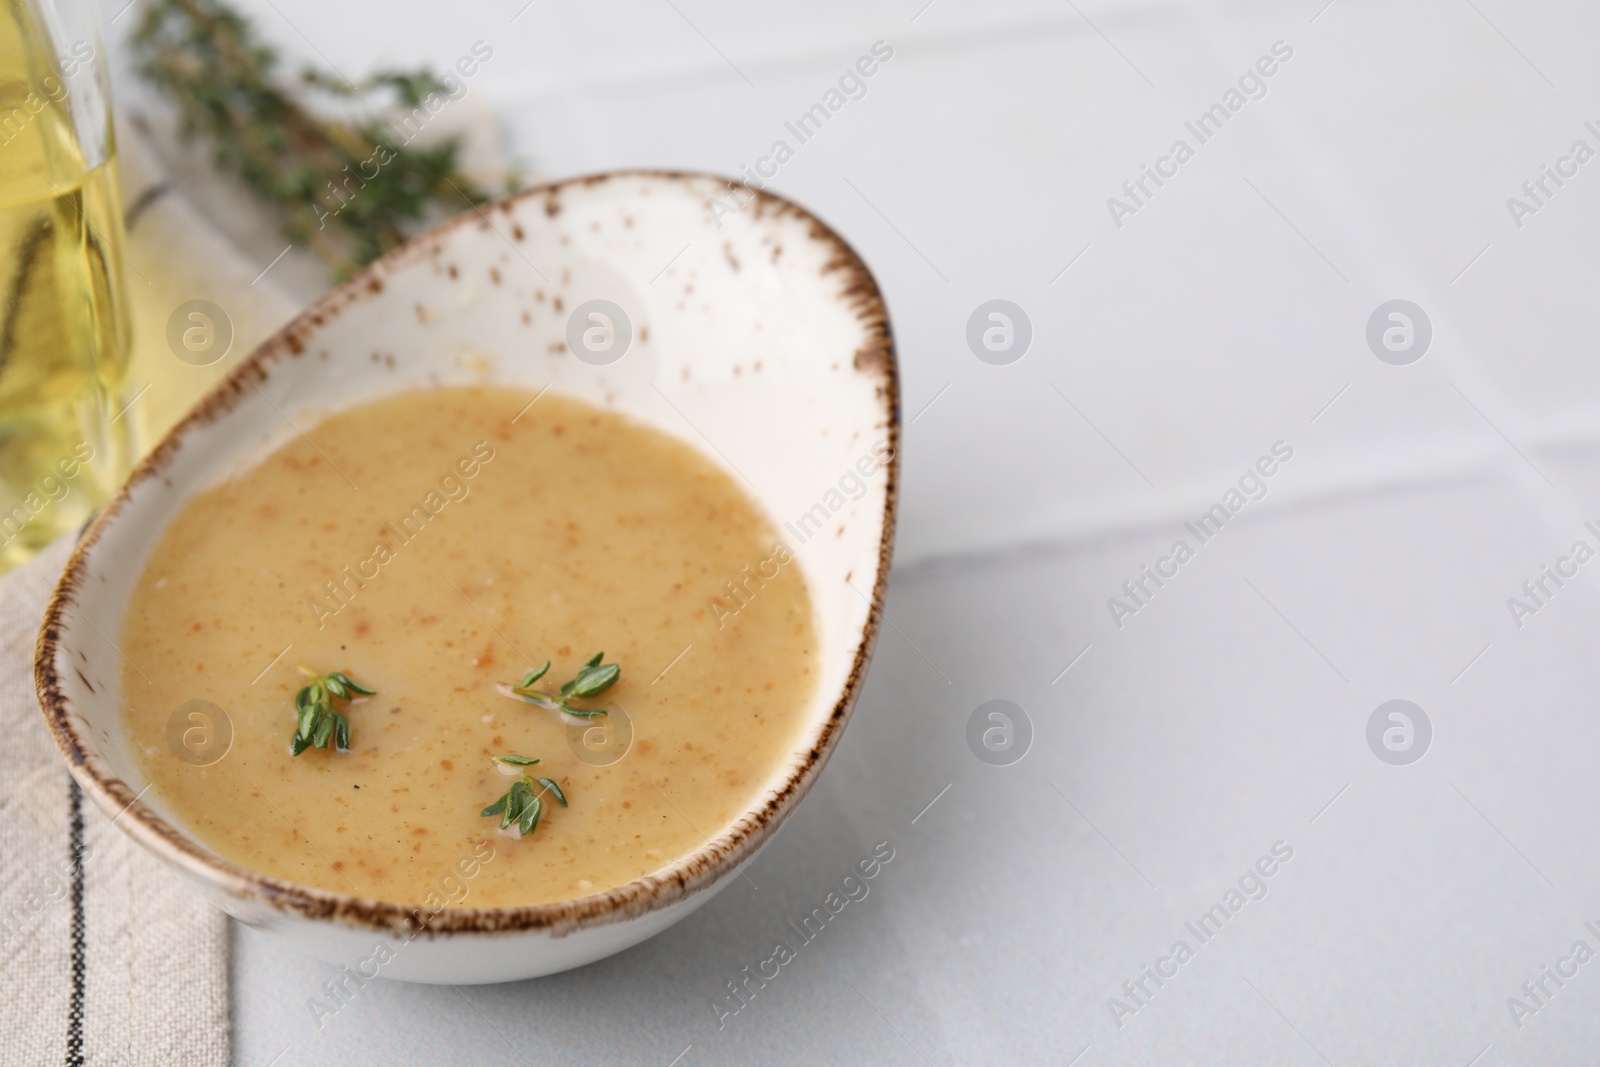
[41,171,896,925]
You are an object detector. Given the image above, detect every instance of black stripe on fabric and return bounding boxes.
[66,778,85,1067]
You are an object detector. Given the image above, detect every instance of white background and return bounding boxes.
[104,0,1600,1063]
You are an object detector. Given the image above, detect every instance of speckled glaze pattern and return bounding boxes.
[34,171,899,983]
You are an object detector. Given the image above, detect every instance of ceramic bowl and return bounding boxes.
[35,171,898,983]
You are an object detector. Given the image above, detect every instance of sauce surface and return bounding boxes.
[122,386,817,908]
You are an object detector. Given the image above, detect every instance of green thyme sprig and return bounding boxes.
[290,666,375,756]
[480,757,568,838]
[130,0,502,277]
[496,652,620,720]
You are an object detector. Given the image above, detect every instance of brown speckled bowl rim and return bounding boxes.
[34,169,899,939]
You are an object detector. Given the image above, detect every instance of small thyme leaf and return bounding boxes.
[518,794,542,836]
[330,672,375,696]
[491,754,538,766]
[501,780,525,830]
[558,707,608,719]
[288,666,375,756]
[569,662,620,697]
[516,662,551,689]
[536,778,568,807]
[498,653,620,719]
[480,796,506,817]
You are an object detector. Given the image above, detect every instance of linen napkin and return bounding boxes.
[0,540,237,1067]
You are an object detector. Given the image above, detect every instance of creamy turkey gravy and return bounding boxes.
[121,386,818,907]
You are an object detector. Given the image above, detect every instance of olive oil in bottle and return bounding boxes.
[0,0,130,572]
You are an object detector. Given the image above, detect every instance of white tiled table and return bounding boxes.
[108,0,1600,1061]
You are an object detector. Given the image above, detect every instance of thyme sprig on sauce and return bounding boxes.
[480,757,568,838]
[496,652,620,720]
[290,666,375,755]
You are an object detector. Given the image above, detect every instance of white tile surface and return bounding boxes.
[107,0,1600,1062]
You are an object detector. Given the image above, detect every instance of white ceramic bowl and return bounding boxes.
[35,171,898,983]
